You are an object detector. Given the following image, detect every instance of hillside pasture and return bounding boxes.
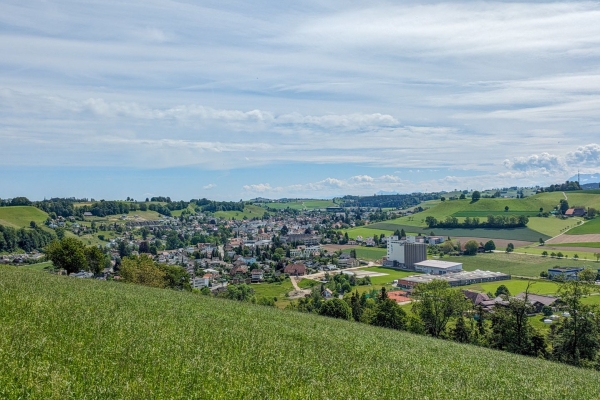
[343,226,396,240]
[214,205,266,220]
[0,206,49,228]
[449,253,578,278]
[367,222,550,242]
[2,266,600,399]
[526,217,579,237]
[452,210,539,217]
[566,218,600,235]
[342,247,387,261]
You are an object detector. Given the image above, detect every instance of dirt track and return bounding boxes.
[547,234,600,244]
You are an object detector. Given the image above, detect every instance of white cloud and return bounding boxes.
[566,143,600,166]
[203,183,216,190]
[503,152,566,172]
[242,183,273,193]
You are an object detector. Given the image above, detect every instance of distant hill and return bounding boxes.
[568,173,600,188]
[0,206,49,228]
[1,266,599,399]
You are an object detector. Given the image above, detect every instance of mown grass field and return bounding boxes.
[259,199,336,210]
[449,253,581,278]
[342,247,386,261]
[214,205,266,220]
[343,226,396,239]
[514,245,598,261]
[367,222,548,241]
[568,218,600,235]
[464,279,561,296]
[0,206,49,228]
[452,210,539,217]
[2,266,600,399]
[549,242,600,249]
[526,217,580,237]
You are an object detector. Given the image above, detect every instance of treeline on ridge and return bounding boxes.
[425,214,529,229]
[0,224,56,253]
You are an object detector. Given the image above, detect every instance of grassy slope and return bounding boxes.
[568,218,600,235]
[214,205,266,220]
[526,217,580,237]
[260,200,336,210]
[450,253,582,278]
[341,247,387,261]
[367,223,548,241]
[0,206,49,228]
[1,267,600,399]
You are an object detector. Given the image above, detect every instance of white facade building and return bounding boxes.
[414,260,463,275]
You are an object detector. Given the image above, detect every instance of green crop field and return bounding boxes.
[513,245,598,261]
[452,211,539,217]
[342,247,386,261]
[549,242,600,249]
[258,199,336,211]
[464,279,561,296]
[526,217,579,237]
[2,266,600,399]
[449,252,585,278]
[367,222,548,242]
[251,279,295,299]
[214,205,266,220]
[567,218,600,235]
[343,226,396,239]
[0,206,49,228]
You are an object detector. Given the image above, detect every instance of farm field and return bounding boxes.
[214,205,266,220]
[548,242,600,249]
[513,245,597,261]
[251,279,295,300]
[20,261,53,271]
[452,210,539,217]
[0,206,49,228]
[367,222,549,242]
[464,279,561,296]
[449,253,579,278]
[259,199,336,210]
[342,247,386,261]
[526,217,580,237]
[567,218,600,235]
[343,226,396,239]
[2,266,600,399]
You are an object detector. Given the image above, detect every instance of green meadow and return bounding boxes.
[214,205,266,220]
[2,266,600,399]
[0,206,49,228]
[568,218,600,235]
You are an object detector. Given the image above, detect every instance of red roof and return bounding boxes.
[387,291,411,303]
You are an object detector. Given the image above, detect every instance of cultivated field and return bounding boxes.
[2,266,600,399]
[547,233,600,244]
[259,200,336,210]
[0,206,49,228]
[214,205,266,220]
[567,218,600,235]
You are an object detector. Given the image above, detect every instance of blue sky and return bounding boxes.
[1,0,600,201]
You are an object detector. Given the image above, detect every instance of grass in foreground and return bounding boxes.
[2,266,600,399]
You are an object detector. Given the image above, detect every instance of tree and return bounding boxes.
[505,243,514,253]
[452,316,470,343]
[459,193,466,200]
[578,268,597,284]
[495,284,510,297]
[484,240,496,253]
[541,250,548,257]
[559,199,569,214]
[45,237,87,274]
[552,280,599,367]
[440,196,446,202]
[85,245,105,275]
[595,253,600,263]
[489,281,545,357]
[371,298,406,330]
[539,238,545,245]
[29,221,37,228]
[557,252,564,259]
[464,240,479,255]
[412,280,468,337]
[120,254,167,288]
[319,298,352,320]
[471,191,481,202]
[504,206,509,212]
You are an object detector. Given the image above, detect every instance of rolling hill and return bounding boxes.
[0,206,49,228]
[1,266,600,399]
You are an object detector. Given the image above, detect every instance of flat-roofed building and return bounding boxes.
[385,236,427,270]
[414,260,462,275]
[398,270,511,290]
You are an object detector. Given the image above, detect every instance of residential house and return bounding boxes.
[284,263,307,276]
[251,269,264,283]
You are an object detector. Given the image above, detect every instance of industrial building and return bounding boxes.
[414,260,463,275]
[384,236,427,270]
[397,270,511,290]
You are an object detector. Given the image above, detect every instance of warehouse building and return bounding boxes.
[397,270,511,290]
[414,260,463,275]
[384,236,427,270]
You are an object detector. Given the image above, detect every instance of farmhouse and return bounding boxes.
[398,270,511,290]
[414,260,463,275]
[564,208,586,217]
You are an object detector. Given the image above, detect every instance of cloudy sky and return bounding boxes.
[1,0,600,200]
